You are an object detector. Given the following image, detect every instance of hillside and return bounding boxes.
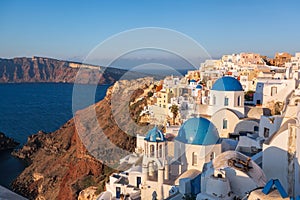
[0,57,149,84]
[11,77,155,199]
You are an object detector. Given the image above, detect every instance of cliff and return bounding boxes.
[11,77,155,200]
[0,57,149,84]
[0,132,19,151]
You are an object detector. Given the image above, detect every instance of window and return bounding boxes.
[224,97,229,106]
[271,86,277,96]
[192,152,197,166]
[254,126,259,132]
[159,144,163,158]
[213,95,216,105]
[264,128,270,138]
[178,148,181,162]
[223,119,228,129]
[210,152,215,160]
[150,145,155,157]
[237,96,241,106]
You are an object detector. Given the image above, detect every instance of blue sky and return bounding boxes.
[0,0,299,62]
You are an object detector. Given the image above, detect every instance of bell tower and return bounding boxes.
[141,126,168,200]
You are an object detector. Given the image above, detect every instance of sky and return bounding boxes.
[0,0,300,65]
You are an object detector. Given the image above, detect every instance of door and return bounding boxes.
[256,100,261,105]
[136,176,141,188]
[116,187,121,198]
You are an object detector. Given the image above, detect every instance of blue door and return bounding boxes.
[116,187,121,198]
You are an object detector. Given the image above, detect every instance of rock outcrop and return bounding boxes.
[0,132,19,151]
[0,57,150,84]
[78,186,100,200]
[11,119,105,200]
[11,77,155,200]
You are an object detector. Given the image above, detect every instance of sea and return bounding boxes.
[0,69,192,189]
[0,83,110,188]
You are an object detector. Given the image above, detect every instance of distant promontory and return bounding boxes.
[0,56,147,84]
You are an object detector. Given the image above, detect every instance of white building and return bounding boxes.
[105,167,142,199]
[286,52,300,70]
[253,79,297,106]
[239,75,253,91]
[141,127,170,200]
[210,108,243,138]
[174,117,222,172]
[207,76,245,117]
[262,95,300,198]
[197,151,267,200]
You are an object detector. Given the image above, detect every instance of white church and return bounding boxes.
[140,117,222,199]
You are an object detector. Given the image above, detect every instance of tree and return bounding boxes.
[170,104,179,125]
[244,90,255,101]
[274,101,284,115]
[147,91,154,97]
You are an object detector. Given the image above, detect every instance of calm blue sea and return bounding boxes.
[0,83,110,188]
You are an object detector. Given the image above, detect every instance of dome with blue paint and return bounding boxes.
[190,79,197,83]
[211,76,243,91]
[145,126,166,142]
[196,84,202,89]
[175,118,219,145]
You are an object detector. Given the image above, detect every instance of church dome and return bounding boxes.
[144,126,166,142]
[175,117,219,145]
[211,76,243,91]
[196,84,203,89]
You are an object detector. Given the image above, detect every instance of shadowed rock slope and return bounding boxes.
[12,77,155,200]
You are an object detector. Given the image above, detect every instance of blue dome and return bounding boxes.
[145,126,166,142]
[196,84,202,89]
[190,79,196,83]
[175,118,219,145]
[211,76,243,91]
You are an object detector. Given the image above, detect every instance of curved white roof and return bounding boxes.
[212,151,267,187]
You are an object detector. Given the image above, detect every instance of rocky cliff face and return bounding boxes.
[11,119,106,200]
[12,77,155,200]
[0,132,19,151]
[0,57,148,84]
